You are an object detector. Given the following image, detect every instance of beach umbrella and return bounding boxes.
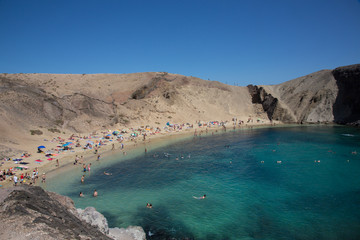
[38,146,46,149]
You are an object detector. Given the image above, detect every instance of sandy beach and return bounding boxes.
[0,118,278,188]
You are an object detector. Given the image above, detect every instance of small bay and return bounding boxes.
[47,126,360,240]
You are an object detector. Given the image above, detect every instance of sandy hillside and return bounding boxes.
[1,64,359,158]
[0,72,263,158]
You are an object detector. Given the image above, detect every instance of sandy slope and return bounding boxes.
[0,72,275,187]
[0,72,265,158]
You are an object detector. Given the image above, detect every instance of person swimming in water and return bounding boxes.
[104,171,112,175]
[146,203,153,208]
[193,194,206,199]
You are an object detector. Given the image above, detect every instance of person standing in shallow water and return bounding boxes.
[42,173,46,183]
[93,190,98,197]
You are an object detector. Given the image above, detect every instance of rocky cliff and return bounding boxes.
[247,84,295,122]
[255,64,360,124]
[0,186,145,240]
[332,64,360,124]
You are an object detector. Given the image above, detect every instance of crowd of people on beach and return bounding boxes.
[0,118,274,187]
[0,167,41,185]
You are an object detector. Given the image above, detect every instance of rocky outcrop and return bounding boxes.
[332,64,360,124]
[77,207,110,235]
[247,85,295,122]
[0,186,145,240]
[108,226,146,240]
[263,69,338,123]
[261,64,360,124]
[76,207,146,240]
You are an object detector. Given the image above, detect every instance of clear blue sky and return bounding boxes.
[0,0,359,86]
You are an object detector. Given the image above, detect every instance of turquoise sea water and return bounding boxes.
[46,126,360,240]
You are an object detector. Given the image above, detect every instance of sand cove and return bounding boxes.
[1,118,278,188]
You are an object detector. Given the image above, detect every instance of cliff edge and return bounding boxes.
[255,64,360,124]
[0,186,145,240]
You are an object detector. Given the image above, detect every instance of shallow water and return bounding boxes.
[46,126,360,240]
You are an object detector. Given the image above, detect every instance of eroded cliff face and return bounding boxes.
[0,186,111,240]
[332,64,360,124]
[0,186,146,240]
[247,85,295,122]
[247,64,360,124]
[262,70,338,123]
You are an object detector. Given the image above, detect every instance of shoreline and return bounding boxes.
[0,120,276,187]
[3,120,335,188]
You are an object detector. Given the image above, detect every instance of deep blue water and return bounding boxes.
[47,126,360,240]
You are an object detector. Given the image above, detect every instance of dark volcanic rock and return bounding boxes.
[247,85,294,122]
[332,64,360,124]
[0,185,111,240]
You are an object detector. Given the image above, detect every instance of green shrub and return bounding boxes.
[30,130,43,135]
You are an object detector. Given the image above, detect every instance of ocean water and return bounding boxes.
[46,126,360,240]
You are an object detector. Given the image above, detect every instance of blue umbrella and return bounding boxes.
[38,146,46,149]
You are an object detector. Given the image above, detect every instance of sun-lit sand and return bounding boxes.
[1,119,278,188]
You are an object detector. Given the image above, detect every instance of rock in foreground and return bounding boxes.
[0,185,145,240]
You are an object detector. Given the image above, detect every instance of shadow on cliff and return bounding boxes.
[332,64,360,124]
